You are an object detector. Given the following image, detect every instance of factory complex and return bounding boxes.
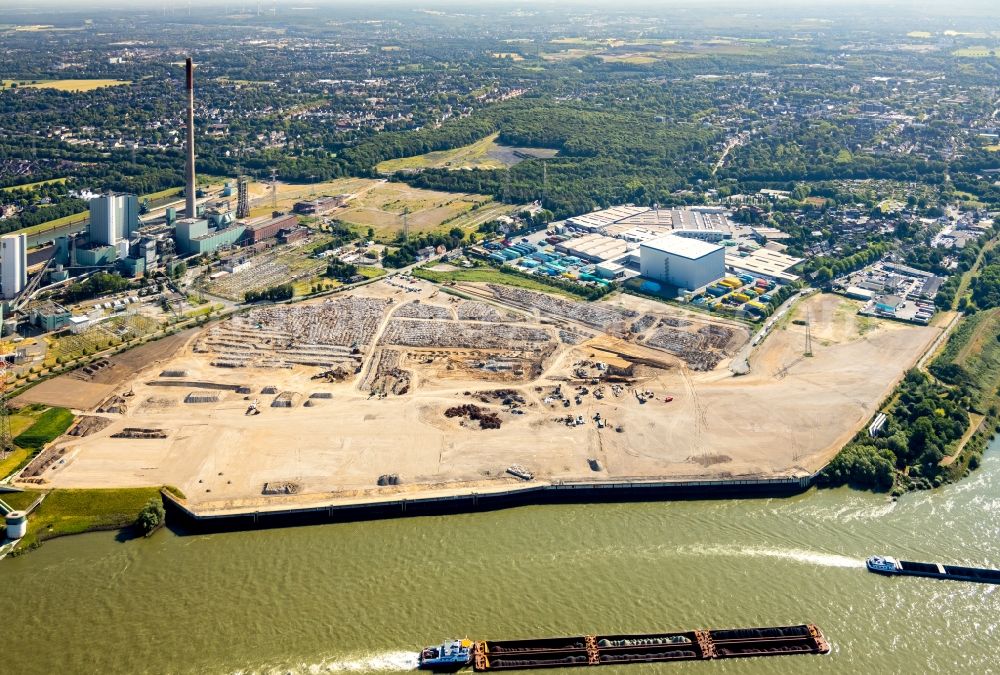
[472,204,805,320]
[0,57,312,340]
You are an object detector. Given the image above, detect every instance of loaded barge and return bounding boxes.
[867,555,1000,584]
[419,625,830,671]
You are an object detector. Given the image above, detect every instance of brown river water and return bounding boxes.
[4,438,999,674]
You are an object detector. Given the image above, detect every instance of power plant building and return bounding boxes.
[175,218,246,256]
[639,235,724,291]
[0,233,27,300]
[89,193,140,246]
[242,214,298,244]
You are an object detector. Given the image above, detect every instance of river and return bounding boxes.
[4,439,999,674]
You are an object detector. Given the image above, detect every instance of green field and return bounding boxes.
[20,487,163,549]
[12,407,75,450]
[0,178,67,193]
[0,448,30,480]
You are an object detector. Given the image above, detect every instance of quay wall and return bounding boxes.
[162,475,815,533]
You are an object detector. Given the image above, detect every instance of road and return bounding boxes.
[711,131,748,176]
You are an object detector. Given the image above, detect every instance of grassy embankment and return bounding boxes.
[15,487,164,551]
[15,185,184,239]
[414,263,597,300]
[930,307,1000,478]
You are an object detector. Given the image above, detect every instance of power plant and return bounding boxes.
[0,55,308,339]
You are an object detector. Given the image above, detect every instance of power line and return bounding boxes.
[804,306,813,357]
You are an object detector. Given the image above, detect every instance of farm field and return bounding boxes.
[1,79,130,91]
[952,47,999,57]
[541,37,773,62]
[375,133,558,174]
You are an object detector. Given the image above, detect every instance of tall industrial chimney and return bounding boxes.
[185,57,197,218]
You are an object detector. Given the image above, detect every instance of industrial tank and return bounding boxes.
[5,511,27,539]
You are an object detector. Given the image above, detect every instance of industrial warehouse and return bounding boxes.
[472,203,804,319]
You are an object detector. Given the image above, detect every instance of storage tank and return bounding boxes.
[6,511,27,539]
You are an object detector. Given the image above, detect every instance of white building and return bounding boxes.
[639,235,724,291]
[89,193,140,246]
[1,233,27,300]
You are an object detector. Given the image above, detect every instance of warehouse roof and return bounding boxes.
[640,235,722,260]
[725,248,804,282]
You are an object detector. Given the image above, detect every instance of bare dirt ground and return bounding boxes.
[13,329,198,410]
[22,284,940,513]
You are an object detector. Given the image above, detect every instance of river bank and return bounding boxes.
[2,437,998,674]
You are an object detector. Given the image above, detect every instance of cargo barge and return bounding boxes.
[867,555,1000,584]
[419,625,829,671]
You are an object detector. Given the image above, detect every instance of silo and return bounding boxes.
[5,511,27,540]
